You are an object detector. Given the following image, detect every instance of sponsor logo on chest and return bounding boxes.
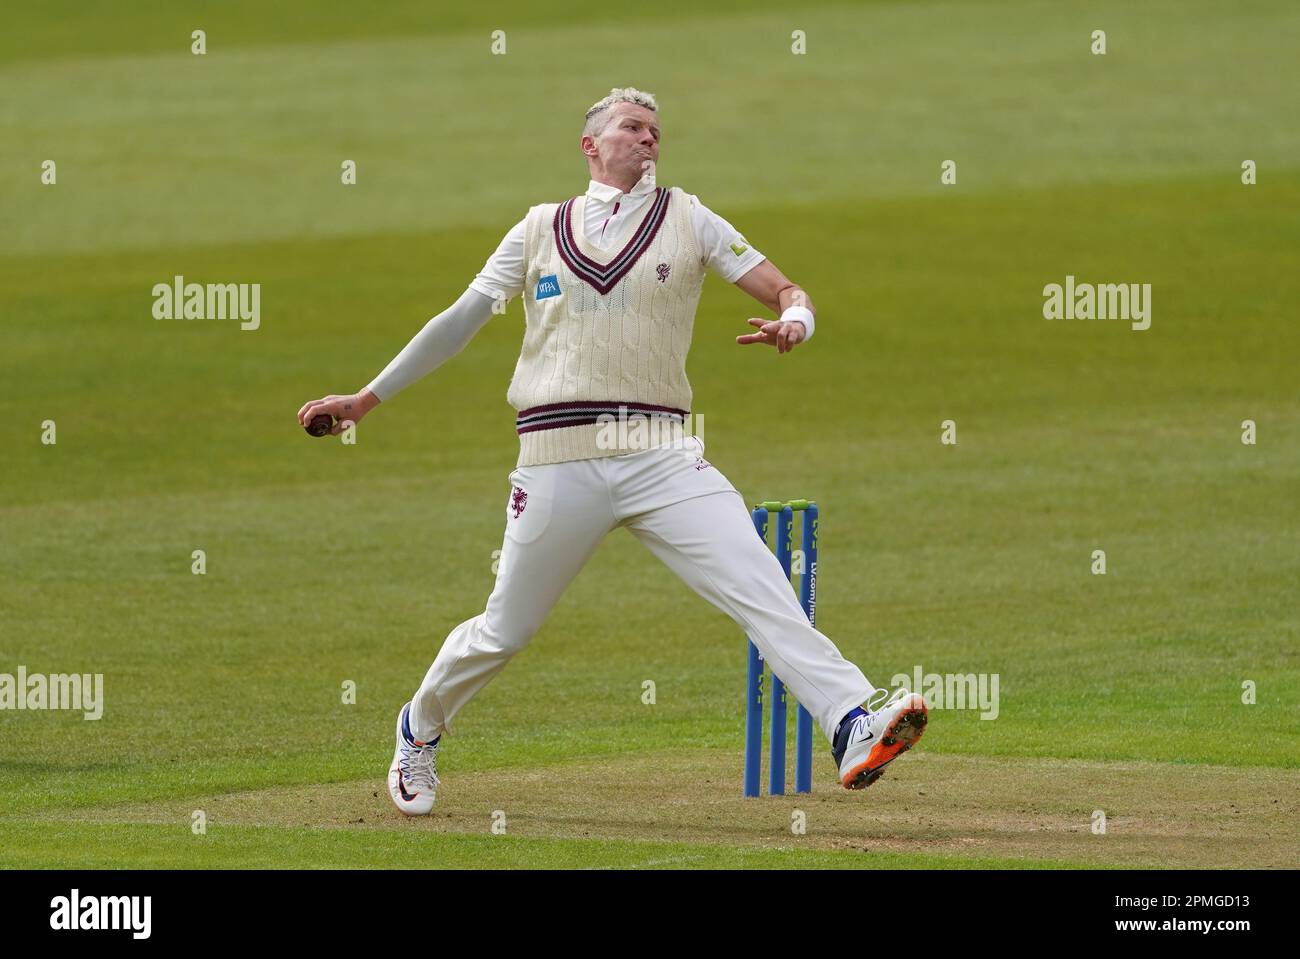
[536,274,561,300]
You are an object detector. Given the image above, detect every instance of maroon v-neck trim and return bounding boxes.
[552,187,671,295]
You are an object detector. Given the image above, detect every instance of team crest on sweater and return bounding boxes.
[656,263,671,282]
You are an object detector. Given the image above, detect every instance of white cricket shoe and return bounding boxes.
[832,689,928,789]
[388,702,440,816]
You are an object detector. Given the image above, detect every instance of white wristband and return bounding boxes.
[780,304,815,342]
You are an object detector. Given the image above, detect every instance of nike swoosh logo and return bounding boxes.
[396,768,417,802]
[850,730,875,747]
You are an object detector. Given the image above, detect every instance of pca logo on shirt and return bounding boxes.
[536,274,561,300]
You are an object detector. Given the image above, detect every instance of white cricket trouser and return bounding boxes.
[409,436,876,743]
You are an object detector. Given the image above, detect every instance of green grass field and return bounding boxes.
[1,0,1297,869]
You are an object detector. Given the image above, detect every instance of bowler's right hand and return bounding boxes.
[297,389,380,435]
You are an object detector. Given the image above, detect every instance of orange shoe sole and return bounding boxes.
[840,701,928,790]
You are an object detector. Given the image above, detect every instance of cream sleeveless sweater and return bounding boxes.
[507,185,707,466]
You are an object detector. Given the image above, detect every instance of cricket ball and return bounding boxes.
[305,413,334,437]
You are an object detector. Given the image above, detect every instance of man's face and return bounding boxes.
[590,103,661,179]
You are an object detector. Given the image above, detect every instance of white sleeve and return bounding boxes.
[364,288,497,402]
[468,216,528,302]
[688,194,767,283]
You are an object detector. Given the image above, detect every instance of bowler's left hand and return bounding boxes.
[735,318,806,354]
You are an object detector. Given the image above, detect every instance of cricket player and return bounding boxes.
[298,88,928,815]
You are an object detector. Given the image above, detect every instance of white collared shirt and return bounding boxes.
[468,170,765,301]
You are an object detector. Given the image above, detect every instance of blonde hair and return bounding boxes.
[583,87,659,138]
